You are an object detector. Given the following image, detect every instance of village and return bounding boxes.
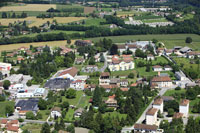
[0,37,199,133]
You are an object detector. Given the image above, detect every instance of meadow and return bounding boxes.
[0,17,86,27]
[0,40,75,52]
[88,34,200,50]
[0,4,56,12]
[0,101,15,117]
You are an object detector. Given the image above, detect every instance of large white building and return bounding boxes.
[175,71,187,81]
[151,76,172,88]
[51,107,61,118]
[70,80,85,90]
[146,108,158,125]
[0,62,12,77]
[153,98,164,113]
[108,55,134,71]
[179,99,189,117]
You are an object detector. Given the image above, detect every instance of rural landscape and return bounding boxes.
[0,0,200,133]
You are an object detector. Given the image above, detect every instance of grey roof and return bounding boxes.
[15,99,39,111]
[44,78,71,90]
[160,73,169,77]
[110,78,120,84]
[180,47,192,53]
[175,71,186,77]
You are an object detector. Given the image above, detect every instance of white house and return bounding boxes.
[164,65,172,71]
[153,98,164,113]
[33,88,45,97]
[164,49,173,56]
[99,72,110,86]
[151,76,172,88]
[175,71,187,81]
[152,65,163,71]
[179,99,189,117]
[146,108,158,125]
[187,51,200,59]
[54,67,78,80]
[51,107,61,118]
[70,80,85,90]
[74,108,84,118]
[10,84,24,90]
[16,92,33,98]
[147,54,155,61]
[0,62,12,71]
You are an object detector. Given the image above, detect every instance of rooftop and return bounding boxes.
[100,72,110,77]
[173,112,183,119]
[153,98,163,105]
[33,88,45,94]
[151,76,172,82]
[134,124,158,131]
[180,99,189,106]
[146,108,158,115]
[15,99,39,111]
[57,67,78,77]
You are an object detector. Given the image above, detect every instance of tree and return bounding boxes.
[41,122,50,133]
[185,37,192,43]
[110,44,118,55]
[3,80,10,90]
[67,38,71,45]
[66,124,75,133]
[65,89,76,99]
[175,86,181,90]
[89,57,95,65]
[26,80,32,86]
[92,87,102,106]
[0,72,3,80]
[0,95,5,101]
[61,101,69,111]
[128,73,134,79]
[2,12,7,18]
[26,111,35,120]
[5,105,14,116]
[152,38,158,44]
[167,108,174,117]
[38,98,47,110]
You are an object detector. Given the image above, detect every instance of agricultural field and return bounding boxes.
[84,7,96,14]
[89,34,200,50]
[0,4,56,12]
[84,18,106,26]
[21,123,42,133]
[0,40,75,52]
[0,17,86,27]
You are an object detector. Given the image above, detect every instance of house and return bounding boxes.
[70,80,85,90]
[99,72,110,85]
[0,62,12,77]
[60,47,73,55]
[127,44,139,53]
[74,108,84,118]
[15,99,39,115]
[133,124,163,133]
[179,99,189,117]
[33,88,46,97]
[187,51,200,59]
[82,65,98,73]
[10,84,24,90]
[120,79,129,87]
[1,119,21,133]
[173,112,183,119]
[75,58,85,64]
[147,54,155,61]
[152,65,163,71]
[17,56,25,63]
[196,79,200,86]
[105,95,118,108]
[110,78,120,86]
[55,67,78,80]
[164,65,172,71]
[44,78,71,91]
[153,98,163,113]
[18,46,29,51]
[4,74,23,84]
[51,107,61,118]
[179,47,192,54]
[108,55,134,71]
[94,53,100,62]
[1,119,8,128]
[151,76,172,87]
[117,45,126,54]
[146,108,158,125]
[157,48,164,56]
[164,49,173,56]
[85,84,96,91]
[75,40,92,47]
[120,87,129,91]
[174,46,182,51]
[100,85,118,92]
[161,96,175,102]
[175,71,187,81]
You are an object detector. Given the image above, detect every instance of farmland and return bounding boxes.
[0,4,56,12]
[0,40,75,52]
[88,34,200,50]
[0,17,86,27]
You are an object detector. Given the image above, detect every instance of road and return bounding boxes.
[136,87,171,124]
[99,52,108,72]
[0,117,71,126]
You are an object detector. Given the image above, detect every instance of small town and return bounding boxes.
[0,0,200,133]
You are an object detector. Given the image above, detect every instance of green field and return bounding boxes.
[0,11,46,17]
[173,57,199,71]
[84,18,106,26]
[89,34,200,50]
[142,18,168,23]
[0,101,15,117]
[21,123,42,133]
[135,56,169,65]
[164,89,186,96]
[65,108,75,122]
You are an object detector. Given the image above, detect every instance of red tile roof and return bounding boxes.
[58,67,78,77]
[120,88,129,91]
[1,119,8,124]
[100,72,110,77]
[180,99,189,106]
[7,125,19,132]
[146,108,158,115]
[153,98,163,105]
[151,76,172,82]
[9,120,18,124]
[134,124,158,131]
[173,112,183,119]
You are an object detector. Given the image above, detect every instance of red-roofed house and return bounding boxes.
[55,67,78,80]
[179,99,189,117]
[151,76,172,87]
[153,98,163,113]
[70,80,85,90]
[105,94,118,108]
[146,108,158,125]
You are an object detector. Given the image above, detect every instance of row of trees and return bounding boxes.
[1,12,27,18]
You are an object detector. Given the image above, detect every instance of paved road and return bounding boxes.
[136,87,170,123]
[99,52,108,72]
[0,117,71,126]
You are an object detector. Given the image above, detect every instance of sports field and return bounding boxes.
[0,4,56,12]
[0,17,86,27]
[0,40,75,52]
[88,34,200,50]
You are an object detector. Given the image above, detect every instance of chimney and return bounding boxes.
[158,71,160,76]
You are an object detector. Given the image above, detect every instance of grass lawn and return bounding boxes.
[102,111,127,120]
[0,101,15,117]
[21,123,42,133]
[111,69,134,76]
[173,57,199,71]
[135,56,169,65]
[135,67,157,77]
[88,34,200,50]
[38,110,50,121]
[163,89,186,96]
[77,95,91,108]
[57,4,84,11]
[65,108,75,122]
[61,91,84,106]
[142,18,168,23]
